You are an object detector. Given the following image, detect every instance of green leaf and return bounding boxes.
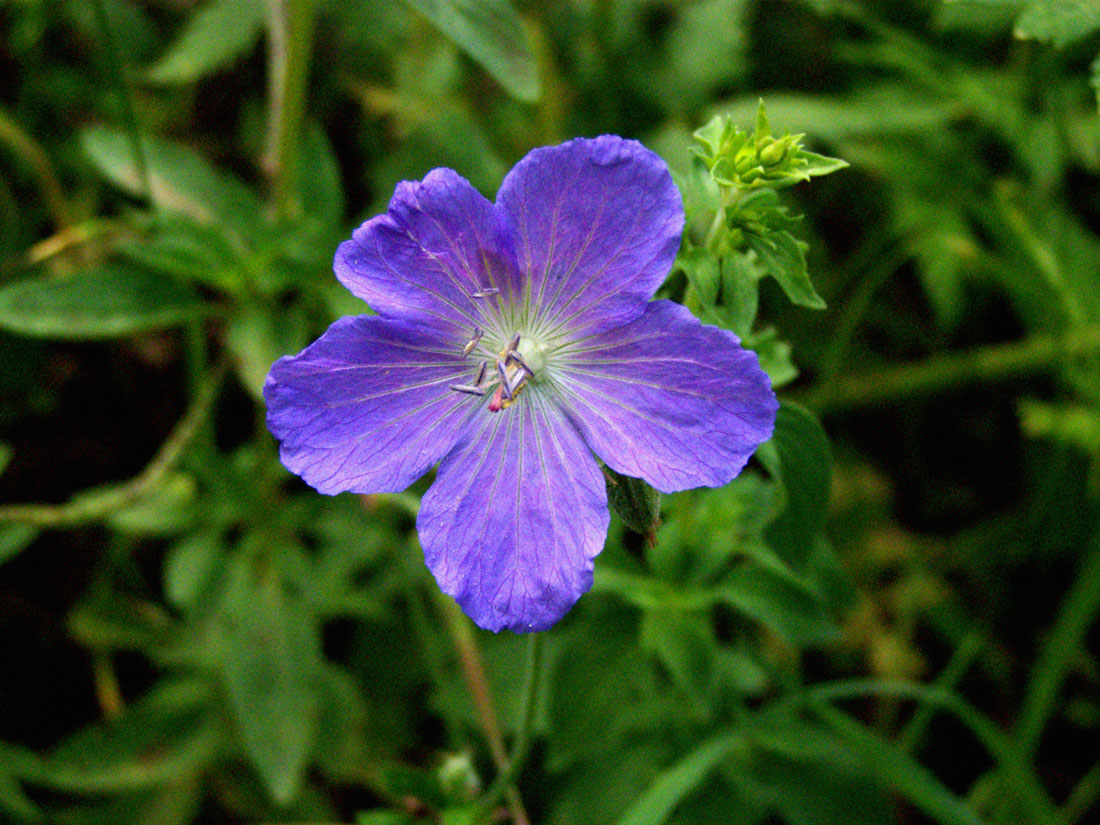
[220,552,323,805]
[1014,0,1100,48]
[0,265,205,340]
[81,127,262,236]
[614,733,742,825]
[747,721,895,825]
[0,524,37,569]
[164,530,226,611]
[107,472,199,535]
[227,302,309,399]
[116,215,246,294]
[744,229,825,309]
[719,561,838,644]
[146,0,266,84]
[811,703,985,825]
[23,681,217,795]
[680,247,721,308]
[605,466,662,534]
[0,442,11,478]
[640,609,717,713]
[762,402,832,568]
[396,0,540,101]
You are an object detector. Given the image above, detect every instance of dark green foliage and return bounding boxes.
[1,1,1100,824]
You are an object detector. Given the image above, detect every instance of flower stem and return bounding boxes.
[477,632,545,822]
[796,326,1100,415]
[0,106,73,230]
[91,0,151,208]
[436,595,531,824]
[0,360,226,528]
[264,0,317,221]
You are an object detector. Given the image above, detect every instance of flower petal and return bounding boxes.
[496,136,683,338]
[334,169,521,337]
[264,315,480,494]
[418,395,609,632]
[554,300,778,493]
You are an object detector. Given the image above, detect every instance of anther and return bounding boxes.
[473,361,487,387]
[496,359,513,400]
[461,327,483,358]
[506,332,521,352]
[506,351,535,376]
[469,288,500,299]
[450,383,486,396]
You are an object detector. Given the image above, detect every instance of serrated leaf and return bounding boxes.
[396,0,540,101]
[762,402,832,568]
[1014,0,1100,48]
[0,266,204,340]
[614,733,743,825]
[220,553,323,805]
[146,0,266,84]
[82,127,262,235]
[745,229,826,309]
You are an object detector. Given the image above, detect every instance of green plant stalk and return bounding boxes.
[91,0,151,208]
[436,594,530,825]
[0,107,72,230]
[792,679,1057,824]
[0,360,226,528]
[798,326,1100,414]
[476,632,545,821]
[898,631,983,753]
[1014,529,1100,758]
[265,0,317,220]
[1058,753,1100,825]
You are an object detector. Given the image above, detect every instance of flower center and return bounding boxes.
[448,329,542,413]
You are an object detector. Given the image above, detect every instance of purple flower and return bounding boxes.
[264,136,778,633]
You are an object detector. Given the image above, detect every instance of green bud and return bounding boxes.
[740,167,763,184]
[604,465,661,534]
[438,753,481,803]
[759,140,787,167]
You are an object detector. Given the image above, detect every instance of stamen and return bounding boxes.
[461,327,483,358]
[506,351,535,376]
[450,383,486,396]
[506,332,521,352]
[473,361,487,387]
[469,288,500,299]
[507,369,526,394]
[496,359,513,400]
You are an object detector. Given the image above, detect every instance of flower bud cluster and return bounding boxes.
[691,102,845,191]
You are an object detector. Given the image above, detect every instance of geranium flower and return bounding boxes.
[264,136,777,632]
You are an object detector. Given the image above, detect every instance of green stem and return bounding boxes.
[0,106,73,230]
[1058,754,1100,825]
[436,595,530,825]
[792,679,1057,823]
[0,360,226,528]
[1014,529,1100,758]
[797,326,1100,415]
[898,630,983,753]
[265,0,317,220]
[91,0,151,208]
[477,632,545,821]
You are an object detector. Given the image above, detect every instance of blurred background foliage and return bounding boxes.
[1,0,1100,823]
